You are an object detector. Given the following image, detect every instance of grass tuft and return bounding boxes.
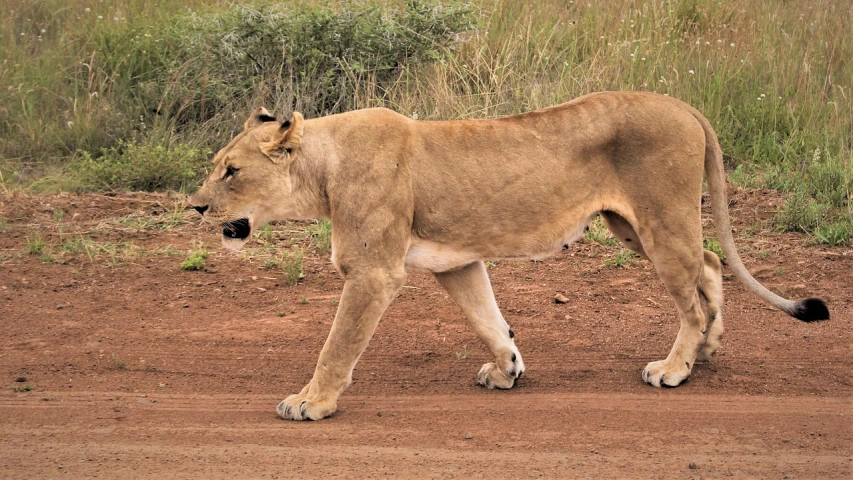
[307,220,332,254]
[813,220,852,246]
[180,247,209,271]
[703,238,726,261]
[281,247,305,286]
[25,233,46,256]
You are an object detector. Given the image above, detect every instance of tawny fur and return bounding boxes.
[190,92,827,421]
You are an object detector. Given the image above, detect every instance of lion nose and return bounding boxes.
[193,205,209,215]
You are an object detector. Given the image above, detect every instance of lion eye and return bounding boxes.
[223,165,239,180]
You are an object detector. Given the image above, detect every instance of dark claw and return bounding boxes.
[508,329,515,339]
[511,353,516,362]
[284,404,292,417]
[299,401,307,417]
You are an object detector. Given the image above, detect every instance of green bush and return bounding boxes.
[180,248,209,271]
[0,0,473,189]
[75,142,210,192]
[773,192,830,234]
[173,0,475,120]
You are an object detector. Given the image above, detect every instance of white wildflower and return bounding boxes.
[688,69,695,75]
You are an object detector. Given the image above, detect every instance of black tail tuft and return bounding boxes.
[792,298,830,322]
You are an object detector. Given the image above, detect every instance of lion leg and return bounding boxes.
[277,268,406,420]
[697,250,724,362]
[638,223,715,387]
[434,261,524,389]
[604,211,723,378]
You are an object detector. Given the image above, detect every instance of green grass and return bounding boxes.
[813,220,852,246]
[603,248,637,268]
[255,224,276,242]
[307,220,332,254]
[25,233,45,256]
[584,216,619,247]
[0,0,472,190]
[703,238,725,261]
[281,247,305,286]
[180,247,209,271]
[0,0,849,243]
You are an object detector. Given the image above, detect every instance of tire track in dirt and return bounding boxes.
[2,392,850,478]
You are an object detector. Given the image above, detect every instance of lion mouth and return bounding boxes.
[222,218,251,240]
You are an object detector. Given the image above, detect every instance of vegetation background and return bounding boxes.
[0,0,850,244]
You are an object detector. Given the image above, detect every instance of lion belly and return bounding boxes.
[405,217,591,273]
[405,240,480,272]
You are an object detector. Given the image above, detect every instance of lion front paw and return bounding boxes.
[642,359,692,388]
[477,361,523,389]
[277,393,337,421]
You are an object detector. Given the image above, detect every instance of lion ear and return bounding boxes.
[260,112,304,165]
[243,107,278,130]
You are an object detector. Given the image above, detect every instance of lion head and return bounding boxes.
[189,107,305,251]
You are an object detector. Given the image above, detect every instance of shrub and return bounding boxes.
[171,0,475,120]
[0,0,473,190]
[773,192,830,234]
[75,142,210,192]
[181,248,209,271]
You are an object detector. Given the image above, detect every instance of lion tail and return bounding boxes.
[694,111,830,322]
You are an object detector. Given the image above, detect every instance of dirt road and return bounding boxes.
[1,190,850,478]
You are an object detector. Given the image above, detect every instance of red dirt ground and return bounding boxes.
[1,188,850,478]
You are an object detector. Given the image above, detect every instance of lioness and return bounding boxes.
[190,91,829,421]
